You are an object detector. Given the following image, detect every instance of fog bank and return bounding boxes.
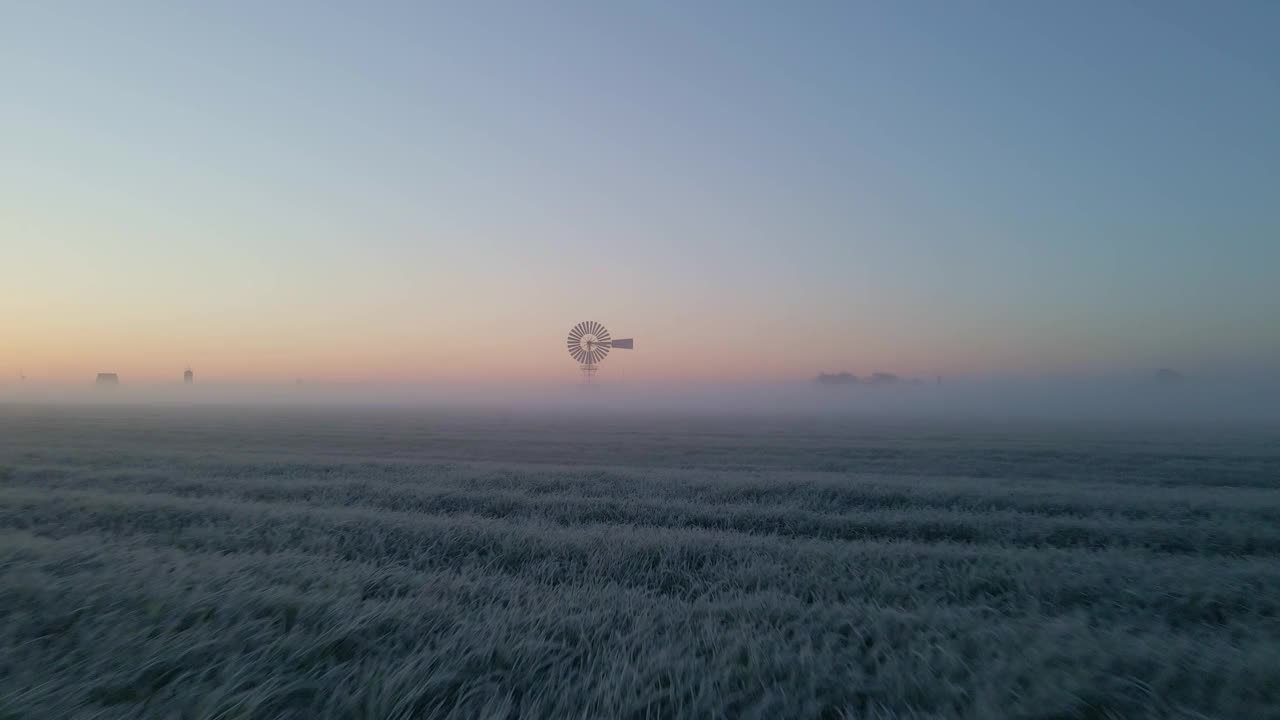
[3,375,1278,428]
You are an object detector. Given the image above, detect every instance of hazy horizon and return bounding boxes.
[5,373,1278,428]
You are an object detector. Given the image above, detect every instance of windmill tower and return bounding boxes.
[566,321,633,383]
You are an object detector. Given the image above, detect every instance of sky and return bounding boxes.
[3,1,1278,385]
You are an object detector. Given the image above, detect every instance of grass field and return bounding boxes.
[2,404,1279,718]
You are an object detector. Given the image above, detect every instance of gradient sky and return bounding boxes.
[3,1,1278,383]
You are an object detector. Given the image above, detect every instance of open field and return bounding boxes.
[2,404,1279,718]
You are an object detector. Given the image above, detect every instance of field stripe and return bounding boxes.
[4,478,1279,559]
[4,491,1280,633]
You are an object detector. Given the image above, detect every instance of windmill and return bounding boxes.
[566,321,633,383]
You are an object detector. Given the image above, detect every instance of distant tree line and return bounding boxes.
[815,372,918,386]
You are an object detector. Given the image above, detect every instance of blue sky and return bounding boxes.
[3,1,1278,381]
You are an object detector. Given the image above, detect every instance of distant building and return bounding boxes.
[96,373,119,386]
[184,367,193,384]
[815,372,858,386]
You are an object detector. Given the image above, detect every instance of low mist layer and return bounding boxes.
[3,375,1278,427]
